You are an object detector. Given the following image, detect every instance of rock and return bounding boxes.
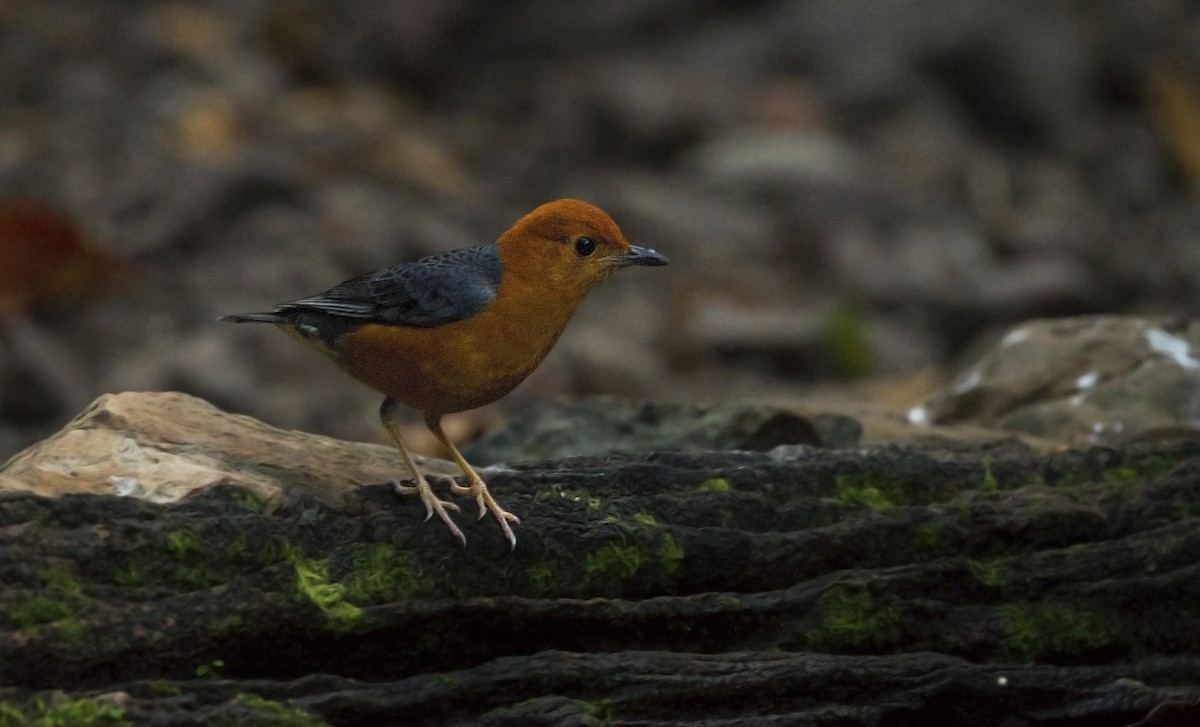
[463,398,826,464]
[917,316,1200,446]
[0,391,455,509]
[1,392,1199,724]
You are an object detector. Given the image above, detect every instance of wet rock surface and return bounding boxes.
[2,393,1200,724]
[919,316,1200,447]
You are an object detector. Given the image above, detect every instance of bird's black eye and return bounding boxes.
[574,236,596,257]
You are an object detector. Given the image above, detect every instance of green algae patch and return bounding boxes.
[227,487,269,513]
[495,696,614,725]
[341,542,435,603]
[213,614,245,635]
[38,567,83,595]
[585,543,643,584]
[914,523,944,556]
[698,478,731,492]
[659,534,684,577]
[525,563,559,596]
[805,584,901,652]
[58,616,84,646]
[1043,452,1181,489]
[631,512,658,526]
[224,534,249,559]
[287,546,362,632]
[835,475,895,510]
[218,694,329,727]
[969,558,1007,589]
[1000,600,1121,661]
[981,459,999,492]
[194,658,225,679]
[6,567,87,635]
[1103,466,1139,484]
[528,531,684,597]
[0,697,130,727]
[109,528,218,590]
[112,560,145,587]
[8,595,73,631]
[583,699,616,724]
[165,530,199,558]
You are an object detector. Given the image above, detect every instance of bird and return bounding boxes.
[221,199,668,548]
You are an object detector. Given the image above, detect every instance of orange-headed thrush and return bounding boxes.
[221,199,668,547]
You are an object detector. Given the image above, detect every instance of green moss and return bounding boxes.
[498,697,613,726]
[341,542,434,603]
[914,523,943,555]
[1103,466,1138,484]
[58,617,84,646]
[9,596,72,630]
[146,681,182,697]
[1046,455,1178,489]
[39,568,82,595]
[525,563,558,595]
[698,478,731,492]
[216,693,328,727]
[583,699,615,725]
[159,528,225,589]
[432,673,467,693]
[1100,456,1178,486]
[999,601,1121,661]
[9,567,87,632]
[287,546,362,632]
[225,535,249,558]
[981,459,998,492]
[229,488,268,512]
[968,559,1006,589]
[113,562,145,587]
[835,475,895,510]
[213,614,245,635]
[584,543,643,584]
[0,697,129,727]
[171,563,215,590]
[658,534,684,577]
[166,530,199,558]
[805,584,900,651]
[194,659,225,679]
[631,512,658,526]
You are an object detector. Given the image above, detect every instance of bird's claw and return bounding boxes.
[451,480,520,548]
[392,478,466,546]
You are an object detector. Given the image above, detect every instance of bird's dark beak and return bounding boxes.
[610,244,669,267]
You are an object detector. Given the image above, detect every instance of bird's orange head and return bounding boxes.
[495,199,667,299]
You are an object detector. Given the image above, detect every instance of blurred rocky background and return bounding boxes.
[2,0,1199,458]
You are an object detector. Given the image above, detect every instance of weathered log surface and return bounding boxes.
[2,396,1199,725]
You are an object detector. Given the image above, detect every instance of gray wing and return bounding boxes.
[280,245,503,328]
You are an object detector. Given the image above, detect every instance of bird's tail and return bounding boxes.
[218,312,287,324]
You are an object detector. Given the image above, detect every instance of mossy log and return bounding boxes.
[3,439,1200,724]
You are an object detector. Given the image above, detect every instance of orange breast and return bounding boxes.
[334,274,583,414]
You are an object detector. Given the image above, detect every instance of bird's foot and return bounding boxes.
[392,477,465,546]
[450,479,520,549]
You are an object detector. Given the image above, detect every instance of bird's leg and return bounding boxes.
[425,412,520,549]
[380,398,465,546]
